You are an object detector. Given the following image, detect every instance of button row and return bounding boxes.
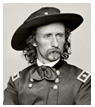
[53,70,60,90]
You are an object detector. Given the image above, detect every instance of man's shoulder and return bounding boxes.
[61,61,91,83]
[11,63,37,82]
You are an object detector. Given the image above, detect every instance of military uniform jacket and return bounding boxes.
[3,60,91,105]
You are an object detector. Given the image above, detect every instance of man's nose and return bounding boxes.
[51,36,58,47]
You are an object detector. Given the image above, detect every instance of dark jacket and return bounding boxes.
[3,60,91,105]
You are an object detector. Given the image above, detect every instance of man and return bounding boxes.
[3,7,91,105]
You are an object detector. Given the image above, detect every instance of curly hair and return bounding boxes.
[23,26,71,64]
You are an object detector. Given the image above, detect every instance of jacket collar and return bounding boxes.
[37,58,60,67]
[29,59,65,81]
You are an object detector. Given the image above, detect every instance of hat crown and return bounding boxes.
[25,7,60,23]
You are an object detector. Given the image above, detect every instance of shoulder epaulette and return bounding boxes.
[77,70,91,83]
[12,72,20,82]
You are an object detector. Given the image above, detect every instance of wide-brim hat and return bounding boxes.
[11,7,83,50]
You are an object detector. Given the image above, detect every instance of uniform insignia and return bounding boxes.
[12,72,20,82]
[77,70,91,83]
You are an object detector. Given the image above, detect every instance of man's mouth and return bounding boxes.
[47,48,62,55]
[51,51,60,54]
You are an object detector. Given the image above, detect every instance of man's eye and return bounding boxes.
[57,34,64,38]
[57,33,65,38]
[44,34,51,39]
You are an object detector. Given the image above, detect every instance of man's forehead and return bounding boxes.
[36,22,65,34]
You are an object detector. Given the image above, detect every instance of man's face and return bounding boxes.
[34,22,65,63]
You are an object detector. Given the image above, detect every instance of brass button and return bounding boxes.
[53,85,58,90]
[56,70,60,75]
[28,83,33,88]
[30,77,34,82]
[55,78,59,83]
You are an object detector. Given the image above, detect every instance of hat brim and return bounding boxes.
[11,13,83,50]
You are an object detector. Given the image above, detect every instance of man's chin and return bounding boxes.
[47,53,60,62]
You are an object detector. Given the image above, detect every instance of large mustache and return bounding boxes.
[47,48,63,54]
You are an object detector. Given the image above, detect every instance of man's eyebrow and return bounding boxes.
[56,33,65,35]
[44,33,52,35]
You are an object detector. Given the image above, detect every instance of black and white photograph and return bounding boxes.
[3,3,91,105]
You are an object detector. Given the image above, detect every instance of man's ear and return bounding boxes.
[32,41,37,47]
[32,35,37,47]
